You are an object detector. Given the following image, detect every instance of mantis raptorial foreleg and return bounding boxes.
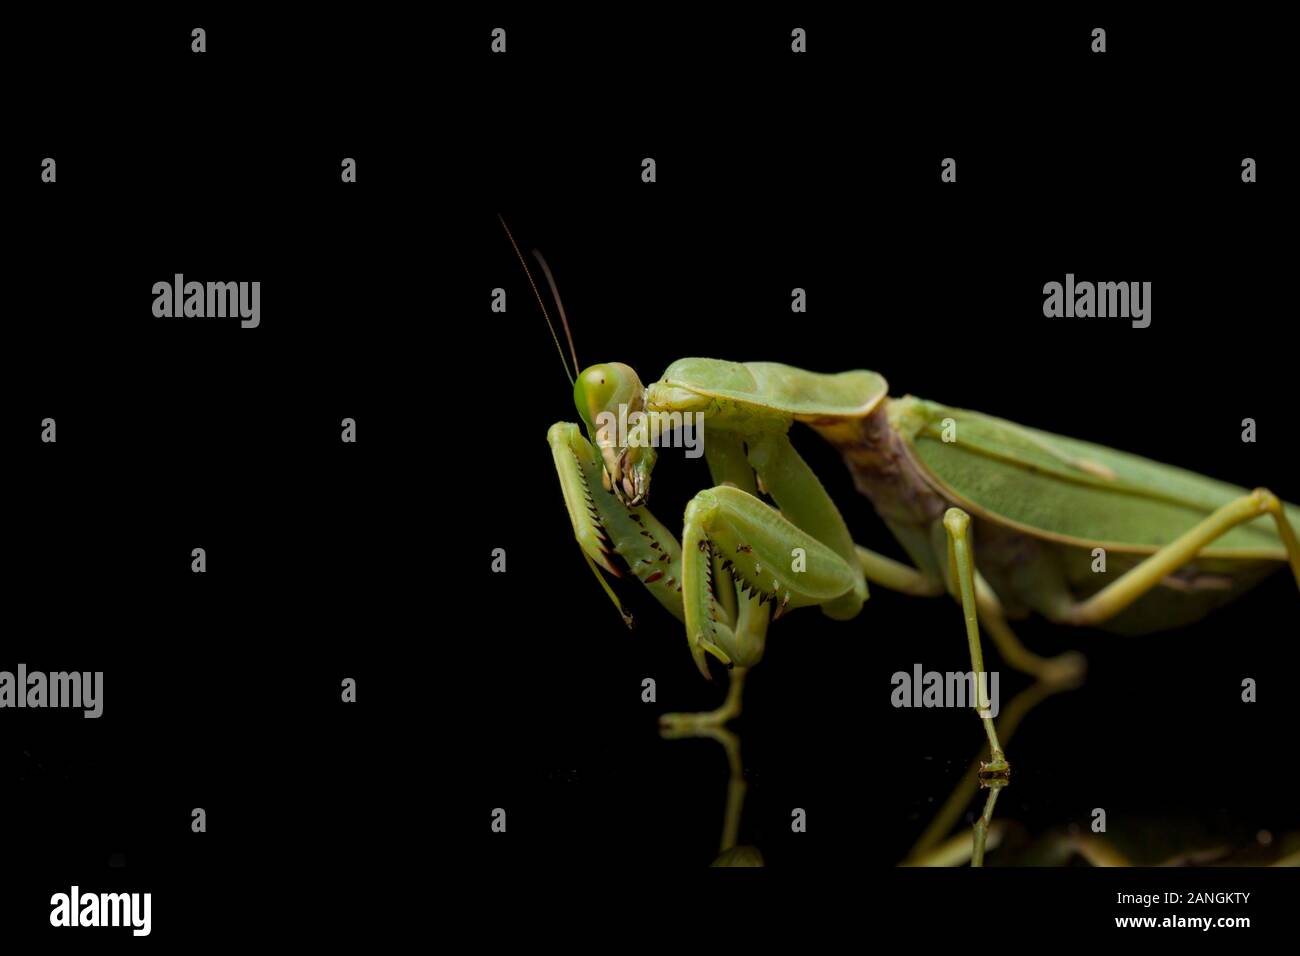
[1062,487,1300,626]
[548,421,688,623]
[664,430,868,731]
[660,429,871,729]
[678,484,860,680]
[655,434,770,731]
[661,441,868,728]
[552,420,762,731]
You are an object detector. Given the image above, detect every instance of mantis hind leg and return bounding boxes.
[1060,487,1300,626]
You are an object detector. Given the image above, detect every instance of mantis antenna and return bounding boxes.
[497,214,579,385]
[501,214,634,627]
[531,247,579,375]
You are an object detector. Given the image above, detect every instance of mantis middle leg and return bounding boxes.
[855,541,1087,684]
[854,507,1091,778]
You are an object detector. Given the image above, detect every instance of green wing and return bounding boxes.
[894,397,1298,557]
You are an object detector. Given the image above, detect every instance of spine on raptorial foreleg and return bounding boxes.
[680,491,744,680]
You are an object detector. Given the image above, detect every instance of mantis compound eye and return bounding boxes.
[574,363,643,431]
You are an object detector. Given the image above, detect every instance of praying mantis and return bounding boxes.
[506,217,1300,860]
[549,356,1300,737]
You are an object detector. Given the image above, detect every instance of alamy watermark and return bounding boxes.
[152,274,260,328]
[0,664,103,718]
[891,664,1000,717]
[50,886,151,936]
[595,403,704,459]
[1043,273,1151,328]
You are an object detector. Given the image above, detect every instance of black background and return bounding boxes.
[4,6,1296,944]
[5,10,422,944]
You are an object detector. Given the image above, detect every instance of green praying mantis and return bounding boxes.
[507,218,1300,834]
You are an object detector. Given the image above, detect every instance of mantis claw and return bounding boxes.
[691,644,713,681]
[691,634,732,681]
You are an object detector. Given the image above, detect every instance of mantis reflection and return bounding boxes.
[903,670,1300,868]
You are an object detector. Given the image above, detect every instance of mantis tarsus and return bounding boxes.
[507,218,1300,863]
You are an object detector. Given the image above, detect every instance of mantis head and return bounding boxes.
[574,362,658,507]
